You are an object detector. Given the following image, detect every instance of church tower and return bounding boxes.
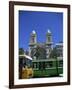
[30,30,37,44]
[46,29,53,58]
[29,30,37,58]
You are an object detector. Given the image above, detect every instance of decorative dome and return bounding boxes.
[32,30,36,34]
[47,29,51,34]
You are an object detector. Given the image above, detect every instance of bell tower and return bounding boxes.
[46,29,53,58]
[29,30,37,58]
[30,30,37,44]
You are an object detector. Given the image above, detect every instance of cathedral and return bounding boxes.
[29,30,53,59]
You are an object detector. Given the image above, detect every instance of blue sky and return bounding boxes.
[19,10,63,50]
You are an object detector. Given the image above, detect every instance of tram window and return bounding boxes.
[19,58,26,68]
[28,60,32,68]
[25,59,32,68]
[33,63,37,69]
[46,61,53,68]
[59,60,63,67]
[39,62,45,70]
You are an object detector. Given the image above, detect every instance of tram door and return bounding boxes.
[39,62,45,70]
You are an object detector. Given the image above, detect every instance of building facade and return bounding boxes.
[55,43,63,57]
[29,30,53,59]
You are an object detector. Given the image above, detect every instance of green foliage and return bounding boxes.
[25,50,29,55]
[34,45,46,59]
[19,48,24,55]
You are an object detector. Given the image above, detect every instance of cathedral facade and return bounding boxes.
[29,30,53,59]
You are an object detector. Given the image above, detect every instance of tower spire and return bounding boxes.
[46,29,53,58]
[29,30,37,57]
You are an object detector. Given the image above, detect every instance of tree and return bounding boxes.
[19,48,24,55]
[34,45,46,59]
[25,50,29,55]
[31,48,37,59]
[34,46,40,59]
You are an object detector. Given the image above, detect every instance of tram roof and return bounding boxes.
[19,54,32,60]
[32,58,63,62]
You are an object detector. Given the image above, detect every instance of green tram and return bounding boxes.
[32,58,63,77]
[19,54,63,78]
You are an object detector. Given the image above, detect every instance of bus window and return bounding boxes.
[33,62,37,69]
